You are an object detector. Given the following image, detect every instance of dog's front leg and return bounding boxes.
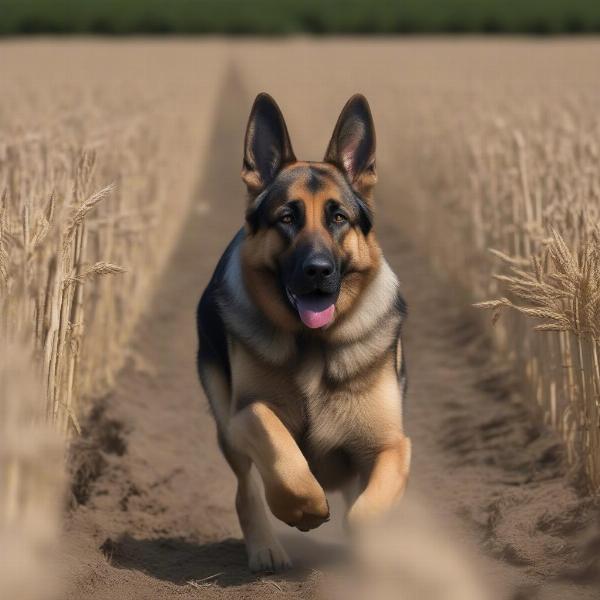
[347,435,411,526]
[229,402,330,531]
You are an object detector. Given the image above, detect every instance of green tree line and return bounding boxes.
[2,0,600,35]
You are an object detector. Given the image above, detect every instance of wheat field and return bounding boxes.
[0,40,225,599]
[2,38,600,598]
[378,43,600,492]
[0,41,226,433]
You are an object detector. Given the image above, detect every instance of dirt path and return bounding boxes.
[63,66,599,600]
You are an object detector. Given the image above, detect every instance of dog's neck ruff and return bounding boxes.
[328,259,400,345]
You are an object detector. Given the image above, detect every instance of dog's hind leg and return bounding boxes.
[218,433,291,573]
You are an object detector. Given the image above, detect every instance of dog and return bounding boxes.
[196,93,411,572]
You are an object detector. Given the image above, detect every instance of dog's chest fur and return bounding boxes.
[229,320,403,459]
[213,242,406,456]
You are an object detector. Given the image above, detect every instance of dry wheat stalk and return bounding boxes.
[477,229,600,489]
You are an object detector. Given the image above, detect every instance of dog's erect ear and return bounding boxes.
[324,94,377,199]
[242,93,296,198]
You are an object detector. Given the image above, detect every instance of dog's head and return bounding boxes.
[240,93,381,332]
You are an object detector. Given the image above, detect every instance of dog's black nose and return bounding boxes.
[303,254,334,280]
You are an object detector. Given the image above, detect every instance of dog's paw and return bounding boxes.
[290,503,330,532]
[248,541,292,573]
[267,476,330,532]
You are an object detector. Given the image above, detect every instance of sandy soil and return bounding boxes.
[62,47,600,600]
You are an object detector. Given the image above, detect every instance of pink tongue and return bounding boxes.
[296,295,335,329]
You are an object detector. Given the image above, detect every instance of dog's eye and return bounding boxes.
[279,214,294,225]
[333,213,347,224]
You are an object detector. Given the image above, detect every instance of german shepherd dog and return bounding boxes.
[196,93,411,572]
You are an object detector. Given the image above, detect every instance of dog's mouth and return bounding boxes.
[286,288,337,329]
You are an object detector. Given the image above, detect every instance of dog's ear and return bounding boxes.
[242,93,296,198]
[324,94,377,199]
